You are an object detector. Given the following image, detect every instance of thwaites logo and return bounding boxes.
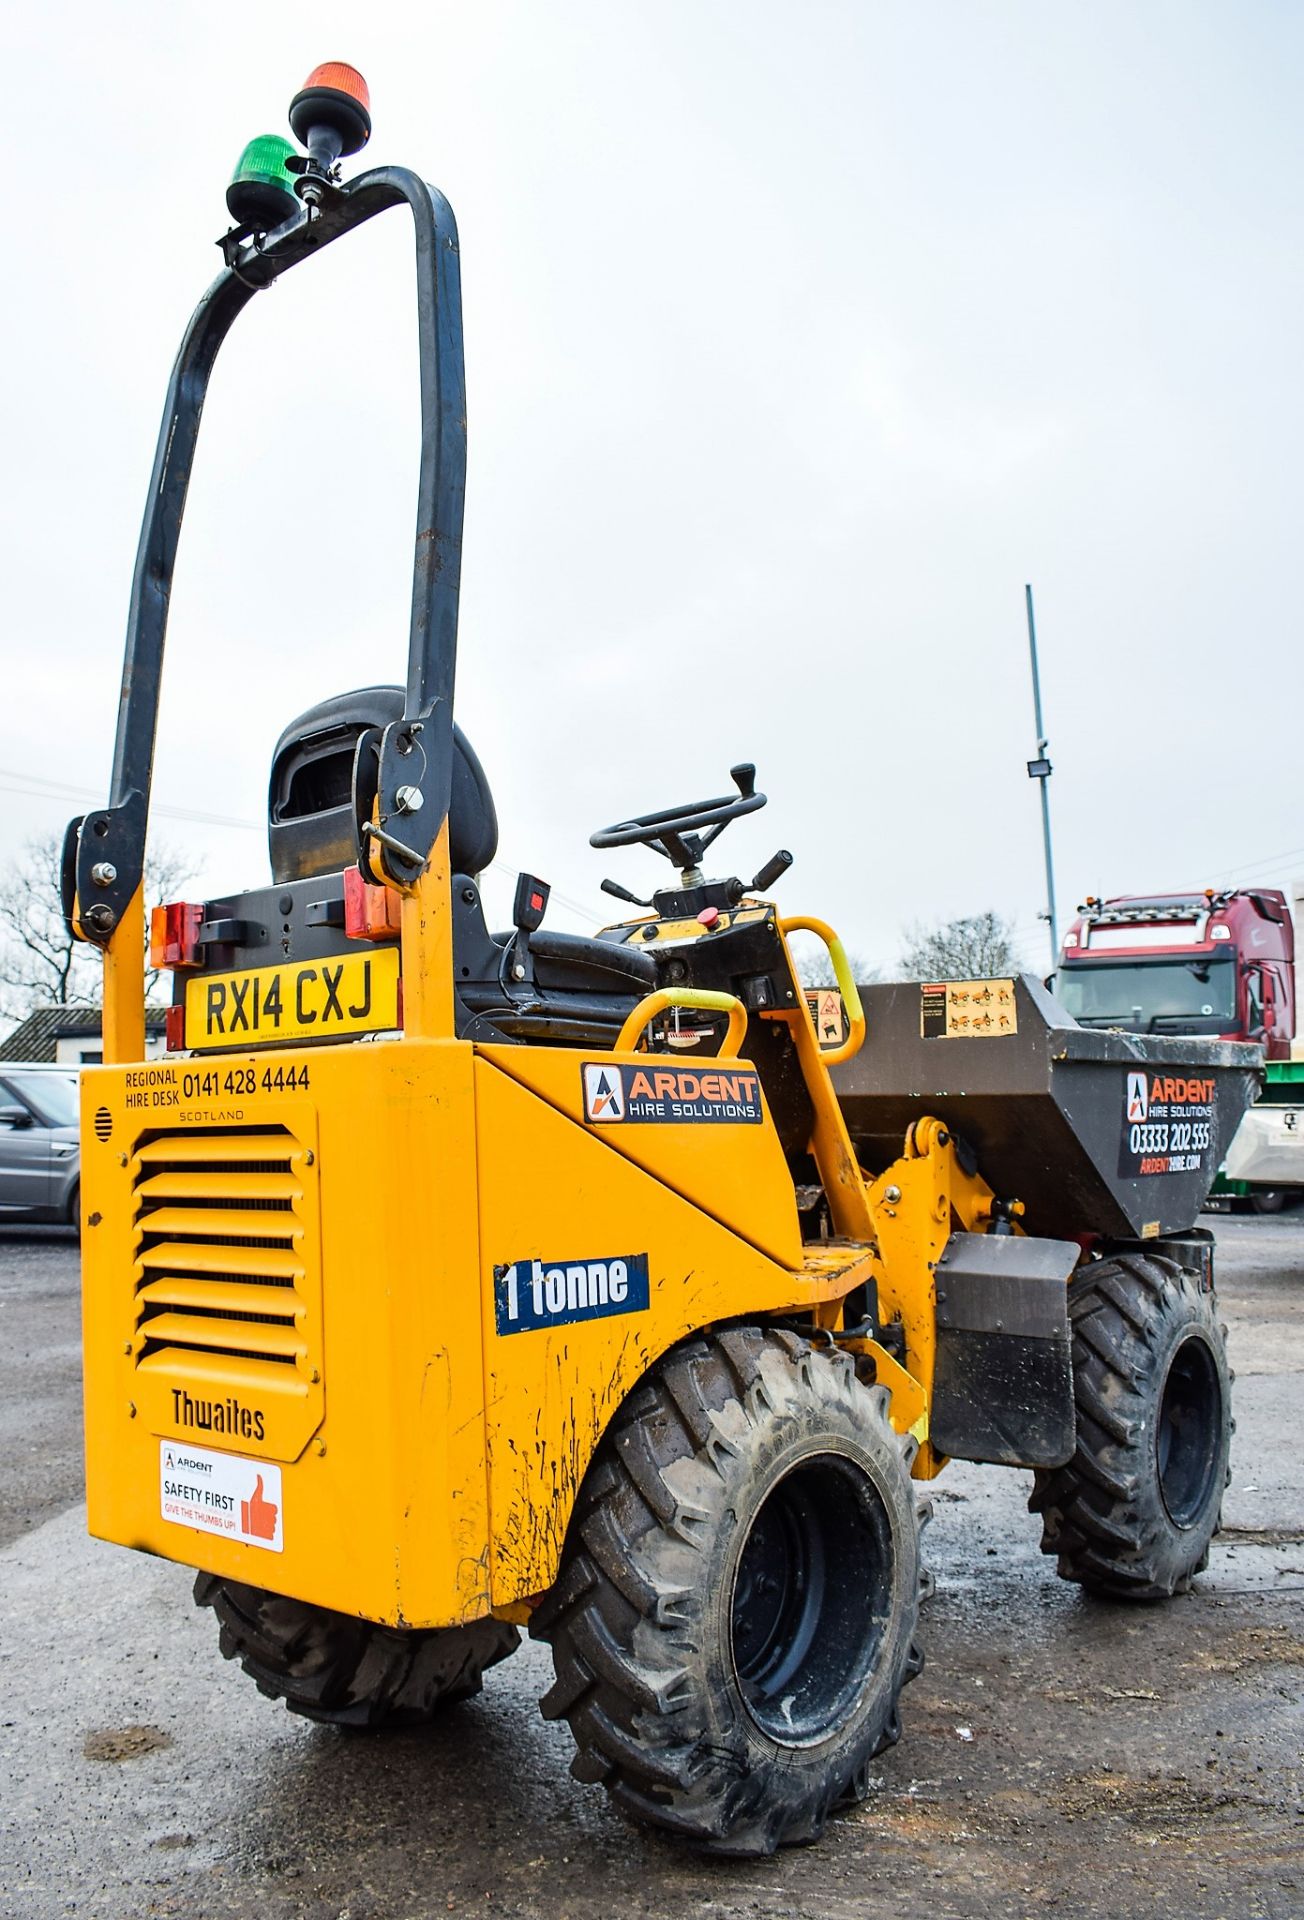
[493,1253,650,1336]
[582,1062,763,1126]
[169,1387,266,1442]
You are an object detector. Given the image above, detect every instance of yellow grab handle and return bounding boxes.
[615,987,749,1059]
[780,915,867,1067]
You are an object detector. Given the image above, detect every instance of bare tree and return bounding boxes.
[791,938,879,989]
[0,834,195,1022]
[898,910,1017,982]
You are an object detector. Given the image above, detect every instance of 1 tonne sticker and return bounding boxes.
[160,1441,283,1553]
[1118,1071,1215,1178]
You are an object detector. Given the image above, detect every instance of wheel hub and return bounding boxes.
[1157,1333,1223,1529]
[730,1455,893,1746]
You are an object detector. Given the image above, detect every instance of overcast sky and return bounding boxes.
[4,2,1301,975]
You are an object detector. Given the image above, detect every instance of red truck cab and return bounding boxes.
[1056,889,1295,1059]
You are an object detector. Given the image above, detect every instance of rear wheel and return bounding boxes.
[194,1577,519,1727]
[1248,1188,1287,1214]
[531,1327,926,1855]
[1029,1251,1231,1600]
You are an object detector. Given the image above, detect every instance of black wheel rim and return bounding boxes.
[730,1454,894,1746]
[1156,1334,1222,1529]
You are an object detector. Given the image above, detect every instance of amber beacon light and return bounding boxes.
[288,62,372,170]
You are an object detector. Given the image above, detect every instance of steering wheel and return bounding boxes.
[590,764,767,851]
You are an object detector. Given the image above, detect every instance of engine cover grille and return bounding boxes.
[129,1123,324,1461]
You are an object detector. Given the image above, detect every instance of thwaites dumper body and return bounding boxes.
[68,69,1258,1857]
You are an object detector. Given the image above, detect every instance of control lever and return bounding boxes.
[751,849,793,894]
[731,762,757,799]
[602,877,652,908]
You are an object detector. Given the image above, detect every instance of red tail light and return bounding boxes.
[165,1004,187,1051]
[344,867,403,941]
[150,902,205,970]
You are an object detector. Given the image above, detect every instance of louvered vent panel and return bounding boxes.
[131,1128,310,1368]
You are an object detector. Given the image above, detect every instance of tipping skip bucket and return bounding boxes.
[831,976,1263,1241]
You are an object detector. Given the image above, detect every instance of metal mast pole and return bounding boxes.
[1024,583,1058,969]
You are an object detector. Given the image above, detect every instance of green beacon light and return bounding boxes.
[226,134,299,232]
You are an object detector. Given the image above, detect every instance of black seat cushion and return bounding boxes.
[453,880,656,1046]
[528,928,656,993]
[268,686,498,883]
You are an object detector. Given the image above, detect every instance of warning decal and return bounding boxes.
[582,1062,763,1125]
[160,1440,283,1553]
[1118,1071,1216,1179]
[804,989,848,1049]
[920,980,1017,1039]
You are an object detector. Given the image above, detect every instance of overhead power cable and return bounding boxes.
[0,766,259,831]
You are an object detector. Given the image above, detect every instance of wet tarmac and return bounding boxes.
[1,1218,1300,1918]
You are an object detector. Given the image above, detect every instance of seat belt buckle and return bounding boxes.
[512,874,551,933]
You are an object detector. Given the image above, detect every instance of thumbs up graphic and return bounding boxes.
[240,1473,279,1542]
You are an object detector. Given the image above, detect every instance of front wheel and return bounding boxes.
[1029,1252,1232,1600]
[532,1327,926,1855]
[194,1577,519,1726]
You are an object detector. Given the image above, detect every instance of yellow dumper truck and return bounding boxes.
[65,66,1258,1854]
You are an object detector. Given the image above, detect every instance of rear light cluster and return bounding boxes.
[150,903,204,971]
[344,868,403,941]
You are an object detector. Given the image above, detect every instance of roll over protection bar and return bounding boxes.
[66,165,467,946]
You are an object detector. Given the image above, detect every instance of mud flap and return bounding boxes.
[930,1232,1078,1468]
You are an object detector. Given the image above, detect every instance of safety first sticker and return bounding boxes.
[1119,1070,1215,1178]
[582,1062,763,1124]
[920,980,1017,1038]
[160,1441,283,1553]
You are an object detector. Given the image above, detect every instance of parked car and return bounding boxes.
[0,1063,80,1226]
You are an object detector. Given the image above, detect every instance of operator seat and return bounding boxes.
[269,686,498,883]
[268,688,655,1045]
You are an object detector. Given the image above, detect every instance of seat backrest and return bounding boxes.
[268,686,498,884]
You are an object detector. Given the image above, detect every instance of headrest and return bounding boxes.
[268,686,498,884]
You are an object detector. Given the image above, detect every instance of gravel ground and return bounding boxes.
[0,1216,1300,1918]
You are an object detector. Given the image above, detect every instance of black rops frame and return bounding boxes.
[64,167,466,947]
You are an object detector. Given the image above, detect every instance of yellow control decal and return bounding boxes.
[184,948,400,1051]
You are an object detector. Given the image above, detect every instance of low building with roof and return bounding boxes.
[0,1004,168,1065]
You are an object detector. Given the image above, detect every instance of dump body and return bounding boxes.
[1057,888,1295,1057]
[832,975,1261,1240]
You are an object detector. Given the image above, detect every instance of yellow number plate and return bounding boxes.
[184,947,400,1051]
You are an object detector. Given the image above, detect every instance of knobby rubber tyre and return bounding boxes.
[194,1576,519,1727]
[1029,1252,1232,1600]
[531,1327,926,1856]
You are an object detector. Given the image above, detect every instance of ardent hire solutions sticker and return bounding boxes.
[1118,1069,1215,1178]
[581,1062,763,1124]
[160,1440,283,1553]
